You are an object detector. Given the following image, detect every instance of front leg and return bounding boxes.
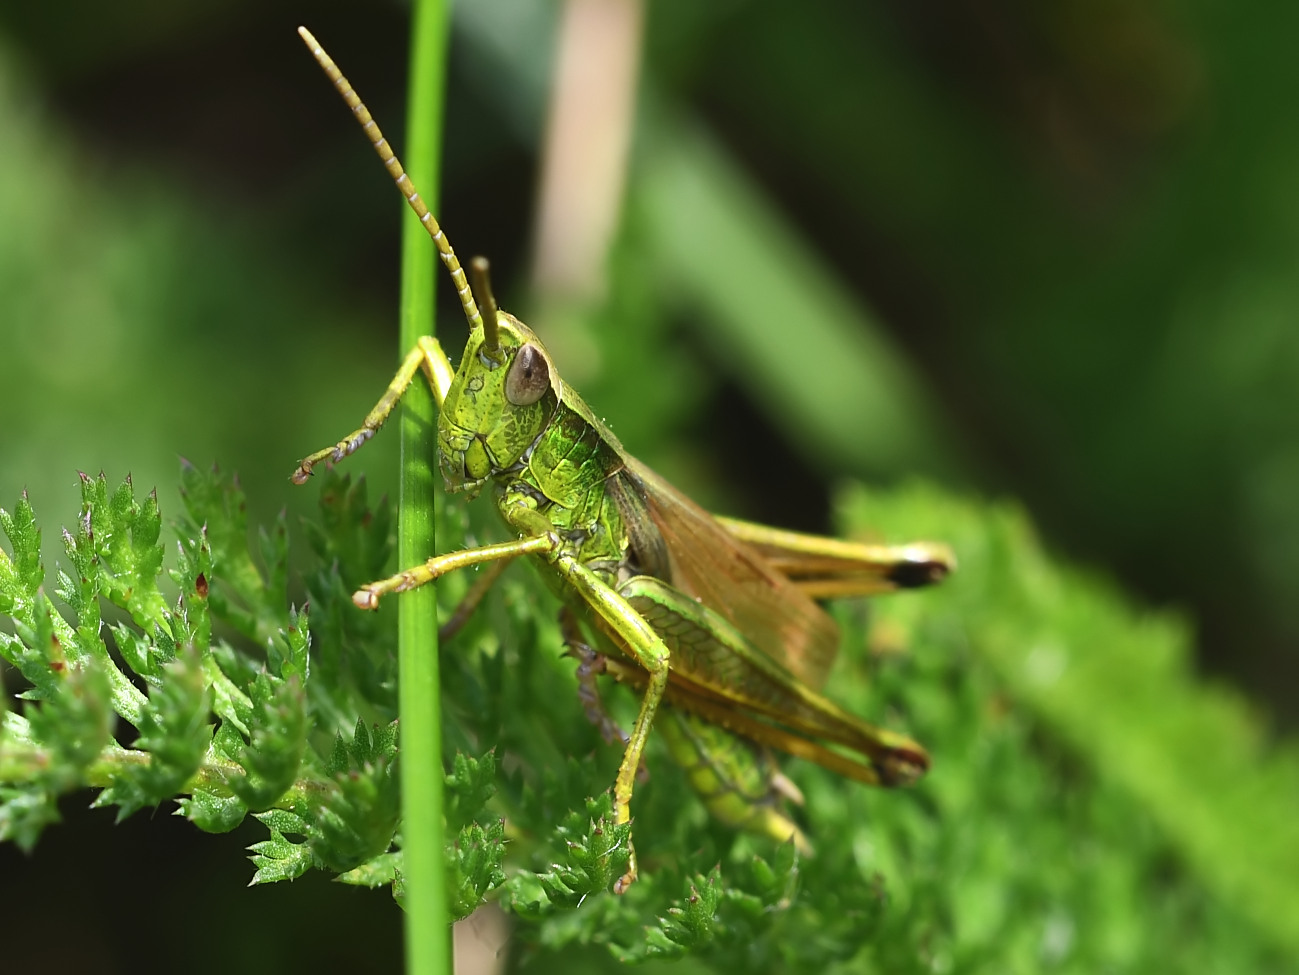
[292,336,454,483]
[351,535,554,608]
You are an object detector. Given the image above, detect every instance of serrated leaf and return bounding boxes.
[178,788,248,833]
[210,641,258,690]
[1,595,65,699]
[230,672,306,811]
[445,750,497,834]
[90,474,168,630]
[0,493,44,615]
[169,582,212,670]
[211,720,245,764]
[59,505,96,596]
[338,850,402,888]
[0,784,60,852]
[99,651,212,819]
[170,514,214,600]
[445,819,507,920]
[533,798,632,908]
[266,604,310,683]
[329,718,398,776]
[746,841,800,909]
[248,827,315,885]
[24,659,114,792]
[653,870,722,951]
[111,622,161,683]
[177,462,278,646]
[309,754,401,874]
[203,657,253,738]
[253,807,310,837]
[326,731,349,778]
[53,564,95,626]
[370,720,397,762]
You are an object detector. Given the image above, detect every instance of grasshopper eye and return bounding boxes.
[505,344,550,406]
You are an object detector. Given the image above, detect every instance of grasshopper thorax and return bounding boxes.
[438,312,561,496]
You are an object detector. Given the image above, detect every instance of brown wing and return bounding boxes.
[623,456,841,691]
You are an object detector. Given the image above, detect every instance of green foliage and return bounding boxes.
[313,718,401,873]
[0,470,407,891]
[228,669,307,812]
[445,818,508,921]
[2,456,1296,969]
[518,795,632,913]
[844,483,1299,957]
[94,649,211,821]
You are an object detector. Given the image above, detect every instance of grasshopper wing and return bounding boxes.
[599,576,930,786]
[622,457,841,691]
[715,516,955,600]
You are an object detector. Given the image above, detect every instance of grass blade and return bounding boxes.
[398,0,451,971]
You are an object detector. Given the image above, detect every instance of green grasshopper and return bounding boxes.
[293,27,954,892]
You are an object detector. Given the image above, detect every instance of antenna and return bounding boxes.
[470,257,501,357]
[297,26,482,332]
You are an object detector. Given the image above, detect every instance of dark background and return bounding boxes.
[1,1,1295,970]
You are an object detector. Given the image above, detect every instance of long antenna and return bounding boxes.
[469,257,500,357]
[297,26,481,331]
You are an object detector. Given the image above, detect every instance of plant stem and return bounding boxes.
[398,0,451,972]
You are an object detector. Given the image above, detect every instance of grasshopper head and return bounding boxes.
[438,311,560,496]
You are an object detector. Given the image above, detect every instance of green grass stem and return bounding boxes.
[397,0,452,972]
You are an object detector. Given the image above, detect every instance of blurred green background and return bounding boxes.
[1,0,1296,970]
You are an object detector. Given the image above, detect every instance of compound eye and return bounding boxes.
[505,344,550,406]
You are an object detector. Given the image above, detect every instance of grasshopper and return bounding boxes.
[293,27,954,892]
